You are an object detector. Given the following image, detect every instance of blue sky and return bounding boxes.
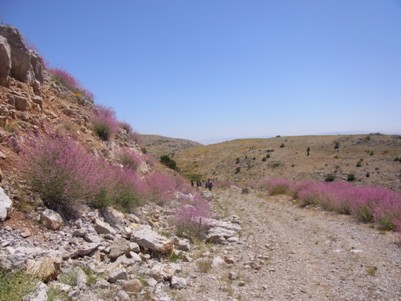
[2,1,401,144]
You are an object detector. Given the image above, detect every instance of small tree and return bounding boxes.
[334,141,340,149]
[160,155,179,171]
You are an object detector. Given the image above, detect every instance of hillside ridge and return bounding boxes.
[174,134,401,190]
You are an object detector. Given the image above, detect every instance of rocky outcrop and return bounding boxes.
[0,25,44,85]
[0,36,11,86]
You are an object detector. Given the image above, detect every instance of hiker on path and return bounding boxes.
[206,179,213,191]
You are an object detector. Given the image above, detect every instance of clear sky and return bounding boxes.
[2,1,401,144]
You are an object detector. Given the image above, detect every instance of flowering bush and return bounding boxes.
[91,105,119,141]
[22,133,103,219]
[93,167,142,211]
[115,148,144,171]
[22,133,145,218]
[266,177,401,232]
[144,172,177,203]
[174,193,211,239]
[48,68,94,101]
[266,178,296,196]
[129,131,142,144]
[48,68,79,91]
[119,121,133,134]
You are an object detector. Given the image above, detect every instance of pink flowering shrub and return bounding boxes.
[115,148,144,171]
[48,68,79,91]
[143,153,157,167]
[174,193,211,238]
[91,105,119,141]
[266,177,401,232]
[119,121,133,134]
[22,133,144,218]
[144,172,177,203]
[266,178,297,196]
[93,167,142,211]
[48,68,94,101]
[22,133,103,218]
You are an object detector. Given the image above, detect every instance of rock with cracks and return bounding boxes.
[130,225,174,254]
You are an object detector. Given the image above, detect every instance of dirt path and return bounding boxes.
[175,188,401,301]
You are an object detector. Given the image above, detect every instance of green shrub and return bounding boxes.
[379,215,396,231]
[0,268,37,301]
[355,205,374,223]
[347,173,356,182]
[92,105,119,141]
[325,174,336,182]
[160,155,179,171]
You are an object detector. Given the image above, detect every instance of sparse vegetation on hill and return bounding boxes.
[174,135,401,190]
[141,134,202,158]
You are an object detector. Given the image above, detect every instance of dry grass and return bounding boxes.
[174,134,401,190]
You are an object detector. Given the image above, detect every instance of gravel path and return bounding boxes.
[175,188,401,301]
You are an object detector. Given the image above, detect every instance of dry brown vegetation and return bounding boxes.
[172,134,401,189]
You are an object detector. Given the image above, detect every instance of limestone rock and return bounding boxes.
[0,187,12,221]
[14,95,30,111]
[39,209,64,230]
[130,226,174,254]
[115,253,142,265]
[0,26,44,84]
[101,206,126,228]
[205,218,242,232]
[108,268,127,283]
[206,227,238,244]
[24,281,48,301]
[71,242,100,258]
[0,36,11,86]
[0,104,9,117]
[149,262,175,282]
[170,276,187,289]
[122,279,143,293]
[175,238,191,251]
[93,218,116,235]
[76,267,87,289]
[32,96,43,108]
[116,290,130,301]
[26,257,62,282]
[109,237,130,261]
[129,242,140,253]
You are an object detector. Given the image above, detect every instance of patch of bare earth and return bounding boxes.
[176,188,401,301]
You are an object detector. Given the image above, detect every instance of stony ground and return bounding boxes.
[172,188,401,301]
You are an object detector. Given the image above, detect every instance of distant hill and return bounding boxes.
[141,135,202,158]
[174,134,401,190]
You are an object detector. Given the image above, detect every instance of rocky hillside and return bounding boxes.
[141,135,202,158]
[0,25,238,301]
[174,134,401,190]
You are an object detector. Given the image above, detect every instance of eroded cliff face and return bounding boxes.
[0,26,45,88]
